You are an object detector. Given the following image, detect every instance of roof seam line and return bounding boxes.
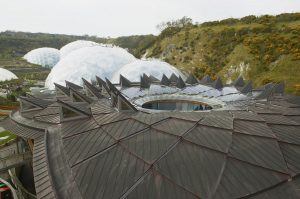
[211,113,235,197]
[182,139,227,155]
[119,117,204,198]
[151,169,202,199]
[228,156,290,176]
[71,144,118,169]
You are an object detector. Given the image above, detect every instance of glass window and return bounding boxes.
[142,100,212,111]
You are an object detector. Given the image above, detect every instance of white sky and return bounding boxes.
[0,0,299,37]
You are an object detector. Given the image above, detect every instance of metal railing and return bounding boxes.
[9,169,37,199]
[0,176,19,199]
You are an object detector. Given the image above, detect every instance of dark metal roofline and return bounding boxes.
[274,82,285,94]
[96,76,111,96]
[55,108,300,198]
[56,99,91,116]
[255,85,274,100]
[149,75,159,82]
[161,74,171,86]
[65,80,83,90]
[254,82,285,100]
[95,75,104,87]
[54,83,70,96]
[32,136,57,199]
[7,74,300,199]
[69,86,93,104]
[32,127,83,199]
[185,74,199,85]
[105,78,137,111]
[0,115,45,139]
[105,78,119,94]
[176,76,186,88]
[233,76,245,87]
[212,77,224,89]
[143,73,151,82]
[119,75,132,87]
[254,83,274,91]
[264,82,274,89]
[169,73,179,83]
[117,92,138,112]
[240,81,253,94]
[5,79,300,199]
[140,74,151,88]
[138,74,160,84]
[201,74,213,84]
[287,96,300,105]
[82,78,104,99]
[19,96,52,109]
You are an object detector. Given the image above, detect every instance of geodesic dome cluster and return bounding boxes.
[23,47,60,68]
[23,40,183,89]
[45,45,136,89]
[0,68,18,82]
[111,59,185,83]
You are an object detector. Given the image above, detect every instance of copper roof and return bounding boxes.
[1,75,300,199]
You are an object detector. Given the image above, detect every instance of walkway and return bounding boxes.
[0,152,32,173]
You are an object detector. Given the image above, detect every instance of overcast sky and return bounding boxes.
[0,0,299,37]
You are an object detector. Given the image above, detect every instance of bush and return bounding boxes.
[6,94,16,102]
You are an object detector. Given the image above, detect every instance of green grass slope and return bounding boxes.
[146,13,300,95]
[0,31,155,84]
[0,31,155,61]
[1,13,299,94]
[0,130,16,146]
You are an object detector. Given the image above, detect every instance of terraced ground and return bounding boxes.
[0,130,16,146]
[0,107,16,145]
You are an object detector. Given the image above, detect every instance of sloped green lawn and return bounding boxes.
[0,130,17,146]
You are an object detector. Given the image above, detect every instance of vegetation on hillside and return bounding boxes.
[0,78,32,106]
[107,35,156,57]
[0,31,157,105]
[146,13,300,95]
[0,31,106,59]
[0,31,155,61]
[0,13,299,95]
[0,130,17,146]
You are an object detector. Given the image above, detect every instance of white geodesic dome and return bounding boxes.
[45,46,136,89]
[60,40,101,58]
[111,59,185,83]
[0,68,18,82]
[23,47,60,68]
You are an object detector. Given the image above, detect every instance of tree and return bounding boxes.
[156,17,193,31]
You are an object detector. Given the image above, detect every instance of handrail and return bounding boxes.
[0,176,18,199]
[0,105,17,109]
[9,169,37,199]
[0,152,32,172]
[0,152,31,162]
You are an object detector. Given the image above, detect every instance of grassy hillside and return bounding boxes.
[108,35,156,57]
[0,31,155,73]
[0,31,155,82]
[146,13,300,95]
[1,13,299,95]
[0,31,155,60]
[0,31,99,58]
